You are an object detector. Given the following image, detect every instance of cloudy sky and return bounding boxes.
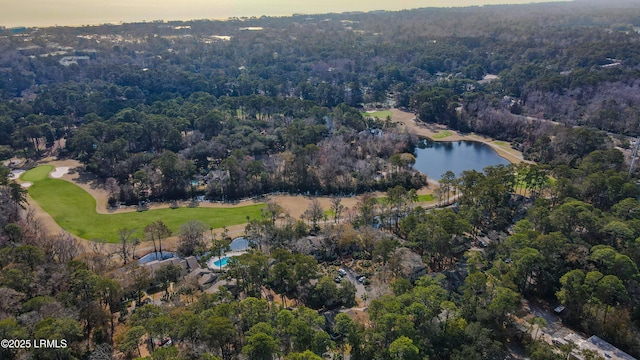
[2,0,571,28]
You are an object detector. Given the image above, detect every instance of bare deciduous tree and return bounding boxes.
[117,228,138,265]
[330,197,345,224]
[144,221,172,257]
[105,177,119,207]
[303,198,324,232]
[177,220,207,257]
[37,232,82,263]
[262,200,283,225]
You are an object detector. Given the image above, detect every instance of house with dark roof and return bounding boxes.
[144,255,200,277]
[395,247,427,282]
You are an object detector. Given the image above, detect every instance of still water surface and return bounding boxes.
[2,0,571,28]
[413,139,510,179]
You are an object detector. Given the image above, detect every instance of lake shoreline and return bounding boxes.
[418,134,525,165]
[413,139,511,179]
[16,108,526,246]
[388,108,530,164]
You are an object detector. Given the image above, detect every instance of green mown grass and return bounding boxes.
[416,194,435,202]
[375,193,435,204]
[432,130,453,139]
[362,110,393,119]
[21,165,55,182]
[22,166,264,243]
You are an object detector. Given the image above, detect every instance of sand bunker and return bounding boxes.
[9,170,25,180]
[50,167,69,178]
[20,182,32,188]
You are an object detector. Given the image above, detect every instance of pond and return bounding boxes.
[138,251,177,264]
[413,139,510,179]
[229,237,253,251]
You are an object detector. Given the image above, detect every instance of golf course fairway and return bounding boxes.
[21,165,264,243]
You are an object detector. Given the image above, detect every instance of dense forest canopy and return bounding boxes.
[1,1,640,360]
[1,1,639,202]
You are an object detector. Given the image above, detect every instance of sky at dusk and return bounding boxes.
[2,0,572,28]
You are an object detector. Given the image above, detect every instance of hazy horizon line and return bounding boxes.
[2,0,573,29]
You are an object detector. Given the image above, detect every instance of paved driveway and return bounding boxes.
[342,266,367,302]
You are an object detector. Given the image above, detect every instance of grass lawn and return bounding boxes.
[21,165,56,182]
[22,166,264,243]
[362,110,393,119]
[375,193,434,204]
[416,194,435,202]
[432,130,453,139]
[493,140,507,146]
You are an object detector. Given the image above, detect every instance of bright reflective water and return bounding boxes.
[213,257,230,268]
[2,1,569,28]
[413,139,510,179]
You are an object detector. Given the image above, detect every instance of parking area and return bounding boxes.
[337,266,367,302]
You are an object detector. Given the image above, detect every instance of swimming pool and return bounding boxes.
[229,237,253,251]
[138,251,177,264]
[212,256,230,268]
